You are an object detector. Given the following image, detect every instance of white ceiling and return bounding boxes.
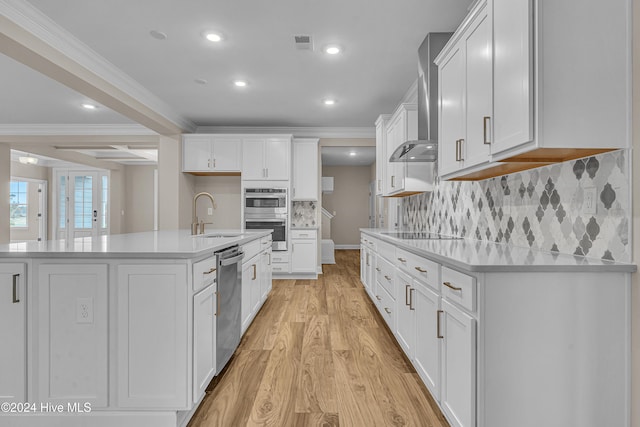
[322,146,376,166]
[2,0,472,129]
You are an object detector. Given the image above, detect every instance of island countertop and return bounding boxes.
[0,229,272,259]
[361,228,636,273]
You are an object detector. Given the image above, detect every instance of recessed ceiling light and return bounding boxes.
[324,44,342,55]
[82,103,97,110]
[204,31,223,42]
[149,30,167,40]
[194,78,208,85]
[349,152,357,156]
[323,99,336,106]
[234,80,248,87]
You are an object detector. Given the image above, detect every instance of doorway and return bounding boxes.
[9,177,47,243]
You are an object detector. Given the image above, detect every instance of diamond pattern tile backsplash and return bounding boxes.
[400,150,631,262]
[291,201,317,227]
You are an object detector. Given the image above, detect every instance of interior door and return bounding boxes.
[68,172,99,239]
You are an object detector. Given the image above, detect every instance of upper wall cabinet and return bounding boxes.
[183,135,241,175]
[292,138,319,201]
[375,114,391,196]
[436,0,631,181]
[242,137,291,181]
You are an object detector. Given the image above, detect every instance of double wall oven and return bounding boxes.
[244,188,287,251]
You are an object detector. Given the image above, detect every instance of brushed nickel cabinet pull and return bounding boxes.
[397,257,407,263]
[376,295,382,301]
[213,158,217,168]
[12,274,19,303]
[268,253,271,265]
[204,267,217,275]
[384,308,391,314]
[455,140,460,161]
[405,284,411,306]
[214,291,219,316]
[409,288,415,311]
[437,309,444,338]
[252,264,257,280]
[415,266,427,273]
[443,281,462,291]
[459,139,465,161]
[208,159,211,169]
[384,275,391,281]
[391,175,395,188]
[483,116,491,145]
[376,267,381,272]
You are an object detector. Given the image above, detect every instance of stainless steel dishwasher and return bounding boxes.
[215,245,244,372]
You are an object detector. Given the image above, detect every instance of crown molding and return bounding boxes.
[0,124,158,136]
[193,126,375,139]
[0,0,196,133]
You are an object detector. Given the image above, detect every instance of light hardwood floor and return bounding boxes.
[188,250,449,427]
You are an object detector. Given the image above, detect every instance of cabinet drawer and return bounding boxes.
[375,256,395,299]
[271,263,290,274]
[441,266,476,312]
[396,249,441,291]
[260,236,272,248]
[242,239,261,262]
[377,240,395,261]
[291,229,316,239]
[271,252,290,263]
[377,283,395,331]
[193,256,217,292]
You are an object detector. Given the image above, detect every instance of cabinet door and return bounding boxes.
[264,138,290,180]
[251,260,262,314]
[395,272,415,359]
[464,5,492,168]
[38,264,108,406]
[242,138,266,180]
[385,118,399,193]
[193,284,216,403]
[440,299,476,427]
[212,137,241,172]
[375,119,386,195]
[241,260,254,334]
[117,264,188,408]
[183,135,212,171]
[292,140,318,200]
[261,250,272,301]
[439,45,465,176]
[291,239,317,273]
[0,263,26,402]
[414,284,441,401]
[492,0,534,153]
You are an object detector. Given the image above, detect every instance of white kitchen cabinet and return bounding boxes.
[37,264,109,406]
[193,283,216,403]
[241,255,259,333]
[261,249,272,302]
[440,299,476,427]
[438,1,492,179]
[0,263,26,403]
[292,138,319,200]
[375,114,391,196]
[413,281,442,401]
[117,264,188,409]
[291,229,317,274]
[242,137,291,181]
[395,270,415,359]
[183,135,241,173]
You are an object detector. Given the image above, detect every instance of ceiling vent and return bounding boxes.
[294,35,313,50]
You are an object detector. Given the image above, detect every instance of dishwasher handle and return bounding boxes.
[219,252,245,266]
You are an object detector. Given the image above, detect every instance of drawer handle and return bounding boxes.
[415,267,427,273]
[384,308,391,314]
[376,267,381,272]
[397,257,407,263]
[384,275,391,281]
[437,310,444,338]
[204,267,217,275]
[262,241,270,245]
[405,284,411,306]
[13,274,20,303]
[443,281,462,291]
[376,295,382,301]
[409,288,415,311]
[483,116,491,145]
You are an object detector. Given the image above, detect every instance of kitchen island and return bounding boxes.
[0,229,272,427]
[361,229,635,427]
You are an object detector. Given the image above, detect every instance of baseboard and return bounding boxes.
[335,245,360,250]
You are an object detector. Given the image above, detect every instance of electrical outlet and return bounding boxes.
[584,187,597,215]
[207,208,213,215]
[76,297,94,324]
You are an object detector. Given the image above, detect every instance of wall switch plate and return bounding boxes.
[584,187,597,215]
[207,208,213,215]
[76,297,94,324]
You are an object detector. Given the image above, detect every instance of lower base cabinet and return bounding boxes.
[0,263,26,403]
[413,282,441,401]
[193,284,216,403]
[242,255,261,334]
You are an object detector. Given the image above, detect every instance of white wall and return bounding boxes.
[631,0,639,425]
[193,176,242,230]
[124,165,156,233]
[0,144,10,244]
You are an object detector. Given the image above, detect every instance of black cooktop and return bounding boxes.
[380,232,462,240]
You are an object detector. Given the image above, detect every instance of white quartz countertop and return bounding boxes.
[0,229,271,259]
[361,229,636,273]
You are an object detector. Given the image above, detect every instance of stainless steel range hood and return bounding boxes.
[389,32,452,163]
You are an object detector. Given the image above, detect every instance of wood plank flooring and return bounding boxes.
[188,250,449,427]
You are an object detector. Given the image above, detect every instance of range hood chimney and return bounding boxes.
[390,32,452,162]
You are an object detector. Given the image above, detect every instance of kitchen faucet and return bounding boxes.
[192,192,215,235]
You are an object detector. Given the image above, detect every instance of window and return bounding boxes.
[9,181,28,228]
[74,175,93,229]
[101,175,108,229]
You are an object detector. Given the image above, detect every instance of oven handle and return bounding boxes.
[219,253,245,266]
[245,219,287,222]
